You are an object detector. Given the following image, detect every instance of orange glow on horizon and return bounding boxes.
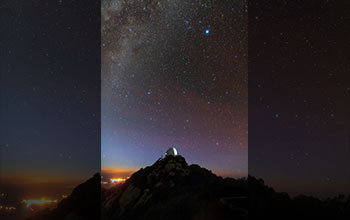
[102,167,135,182]
[1,174,86,185]
[110,178,127,184]
[102,167,246,179]
[101,167,136,174]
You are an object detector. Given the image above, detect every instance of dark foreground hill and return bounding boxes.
[101,155,248,220]
[23,156,349,220]
[249,175,350,219]
[25,173,100,220]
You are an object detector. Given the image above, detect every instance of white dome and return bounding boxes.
[165,147,178,156]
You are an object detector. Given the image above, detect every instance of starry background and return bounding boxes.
[249,0,349,197]
[0,0,100,186]
[101,0,248,178]
[1,0,346,203]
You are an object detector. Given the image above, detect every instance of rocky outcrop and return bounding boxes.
[101,155,248,220]
[119,185,141,213]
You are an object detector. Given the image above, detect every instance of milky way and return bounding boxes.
[101,0,247,177]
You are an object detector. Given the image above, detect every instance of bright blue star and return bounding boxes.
[205,29,210,35]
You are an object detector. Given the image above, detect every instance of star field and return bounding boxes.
[101,0,248,177]
[249,0,349,197]
[0,0,101,181]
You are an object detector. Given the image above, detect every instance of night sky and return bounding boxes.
[0,0,100,184]
[101,0,248,177]
[1,0,347,203]
[249,0,349,197]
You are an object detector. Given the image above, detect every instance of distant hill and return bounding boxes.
[249,175,350,219]
[101,155,248,220]
[25,173,100,220]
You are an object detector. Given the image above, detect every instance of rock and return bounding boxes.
[119,185,141,213]
[147,170,159,185]
[154,182,164,189]
[164,163,176,172]
[168,180,175,188]
[134,189,151,208]
[101,156,249,220]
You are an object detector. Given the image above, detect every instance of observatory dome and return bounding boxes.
[165,147,178,157]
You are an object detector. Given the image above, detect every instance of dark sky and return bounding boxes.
[1,0,347,199]
[249,0,349,197]
[101,0,247,177]
[0,0,100,182]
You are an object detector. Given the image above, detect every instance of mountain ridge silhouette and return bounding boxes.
[102,155,248,220]
[24,155,349,220]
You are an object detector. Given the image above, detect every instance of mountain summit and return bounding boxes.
[102,155,248,220]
